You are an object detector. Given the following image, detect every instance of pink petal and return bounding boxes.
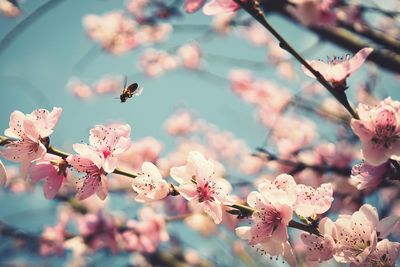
[184,0,205,13]
[44,172,64,199]
[347,47,373,75]
[361,142,389,166]
[96,175,108,200]
[377,215,399,238]
[350,119,374,141]
[170,166,191,184]
[177,182,198,200]
[23,117,40,141]
[302,60,331,80]
[5,110,25,138]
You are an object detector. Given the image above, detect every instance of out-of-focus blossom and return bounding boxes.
[302,48,373,86]
[0,0,20,17]
[235,174,297,267]
[288,0,337,26]
[170,151,233,224]
[239,154,264,175]
[0,160,6,186]
[185,213,217,236]
[178,42,202,69]
[40,209,71,256]
[351,98,400,166]
[203,0,241,15]
[29,154,68,199]
[119,137,163,171]
[132,162,169,202]
[1,107,62,176]
[77,211,119,253]
[67,78,93,100]
[83,11,138,54]
[184,0,205,13]
[122,207,169,253]
[316,142,355,169]
[94,75,123,94]
[139,49,180,77]
[136,24,172,45]
[164,110,197,136]
[240,22,271,46]
[272,116,316,156]
[212,12,235,34]
[350,161,389,190]
[126,0,149,22]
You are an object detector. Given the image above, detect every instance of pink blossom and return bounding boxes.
[302,48,373,85]
[93,75,123,94]
[170,151,233,224]
[316,142,355,169]
[77,211,119,253]
[350,161,389,190]
[203,0,240,16]
[126,0,149,21]
[184,0,205,13]
[139,49,180,77]
[122,207,169,253]
[351,98,400,166]
[352,239,400,267]
[288,0,337,26]
[83,11,138,54]
[295,183,334,217]
[235,184,296,267]
[333,204,379,264]
[164,110,197,136]
[178,42,202,69]
[136,24,172,45]
[0,0,20,17]
[1,107,62,176]
[132,162,169,202]
[29,154,68,199]
[301,217,336,262]
[0,160,6,186]
[67,150,108,200]
[239,154,264,175]
[212,13,236,34]
[67,78,93,99]
[40,209,71,256]
[119,137,163,170]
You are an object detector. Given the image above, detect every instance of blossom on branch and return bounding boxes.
[1,107,62,177]
[302,47,373,87]
[132,162,169,202]
[351,97,400,166]
[170,151,233,224]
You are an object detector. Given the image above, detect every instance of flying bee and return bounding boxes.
[119,76,143,103]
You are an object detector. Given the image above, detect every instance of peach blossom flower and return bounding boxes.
[235,181,296,267]
[350,162,389,190]
[302,48,373,85]
[164,110,197,136]
[132,162,169,202]
[178,42,202,69]
[353,239,400,267]
[295,183,333,217]
[0,0,20,17]
[29,154,68,199]
[1,107,62,176]
[351,98,400,166]
[170,151,233,223]
[203,0,241,15]
[83,11,138,54]
[67,78,93,99]
[139,49,180,77]
[184,0,205,13]
[288,0,337,26]
[93,75,123,94]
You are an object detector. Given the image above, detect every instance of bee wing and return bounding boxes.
[123,75,127,89]
[134,86,144,96]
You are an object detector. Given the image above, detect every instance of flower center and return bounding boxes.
[102,148,112,158]
[197,182,214,202]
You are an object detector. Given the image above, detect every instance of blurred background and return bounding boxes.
[0,0,399,266]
